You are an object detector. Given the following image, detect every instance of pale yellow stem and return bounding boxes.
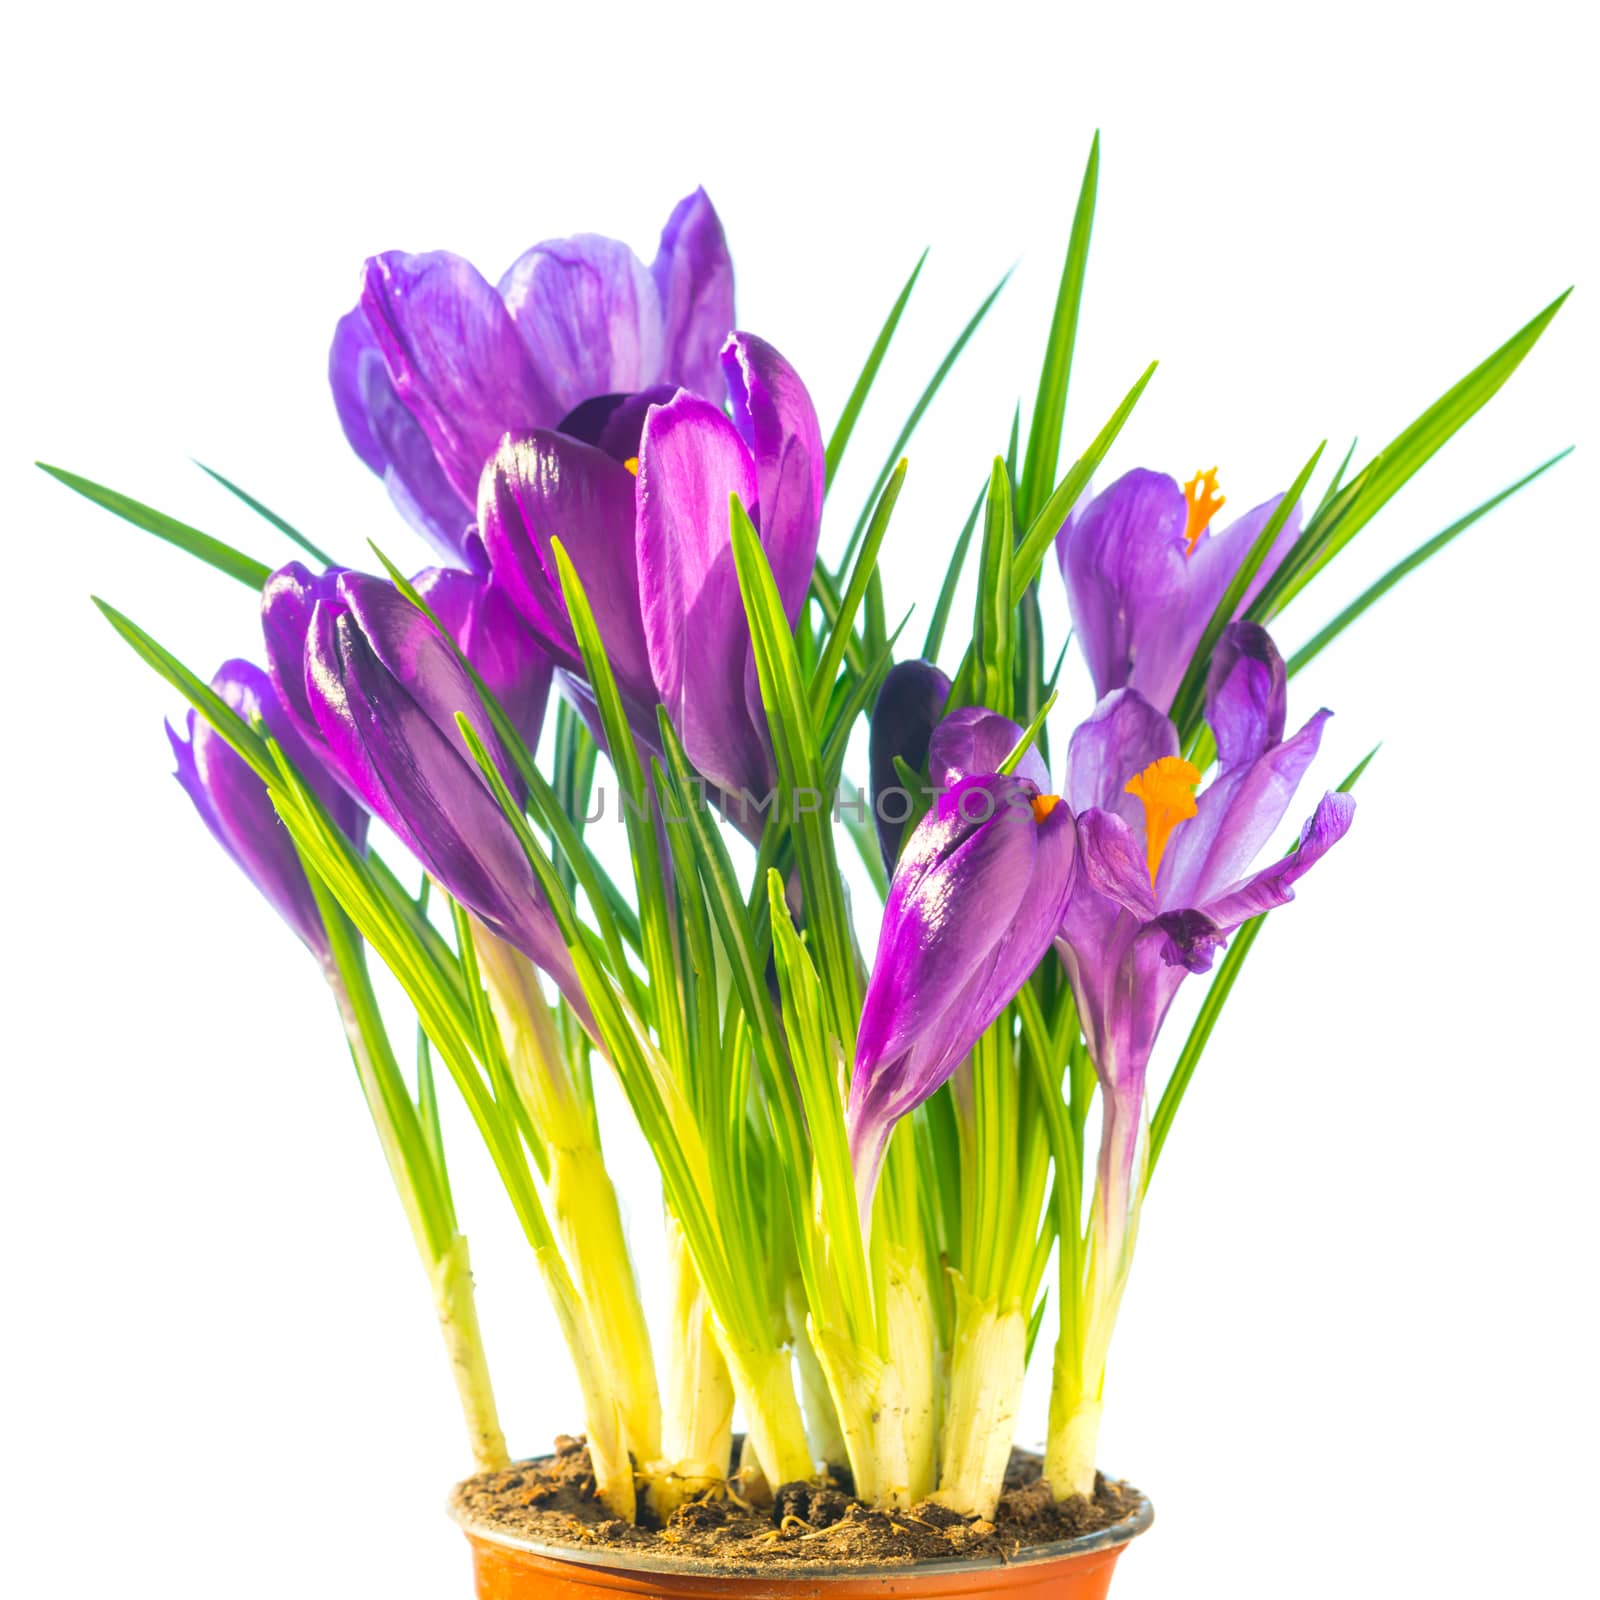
[429,1235,510,1472]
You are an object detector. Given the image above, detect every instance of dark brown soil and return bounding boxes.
[450,1435,1141,1571]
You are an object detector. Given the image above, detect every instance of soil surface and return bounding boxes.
[451,1436,1141,1571]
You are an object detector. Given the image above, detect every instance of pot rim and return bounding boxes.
[450,1475,1153,1580]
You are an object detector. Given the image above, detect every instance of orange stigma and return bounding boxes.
[1124,756,1201,883]
[623,456,640,476]
[1031,793,1062,825]
[1182,467,1225,554]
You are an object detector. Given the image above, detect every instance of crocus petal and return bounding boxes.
[554,384,678,466]
[854,775,1039,1073]
[635,391,770,798]
[1065,688,1178,829]
[362,251,558,504]
[1159,707,1332,908]
[329,308,388,475]
[306,591,586,1018]
[1151,908,1226,974]
[478,431,655,707]
[169,660,365,959]
[1075,808,1159,921]
[927,706,1049,793]
[849,775,1074,1205]
[413,566,554,757]
[721,333,825,625]
[869,660,951,871]
[1197,789,1356,932]
[498,234,664,419]
[263,562,345,748]
[1205,621,1287,772]
[1182,493,1302,647]
[651,188,736,402]
[1058,469,1189,705]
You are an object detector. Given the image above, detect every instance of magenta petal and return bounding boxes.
[330,307,388,475]
[1183,492,1302,647]
[1075,808,1158,920]
[478,431,655,708]
[1059,469,1189,705]
[362,251,557,504]
[651,188,735,402]
[305,590,587,1019]
[849,776,1075,1208]
[263,561,346,749]
[1160,707,1332,908]
[721,333,825,625]
[413,566,554,757]
[1205,622,1287,772]
[635,391,770,798]
[498,234,663,419]
[1065,689,1178,830]
[928,706,1049,793]
[170,660,366,959]
[1198,790,1356,932]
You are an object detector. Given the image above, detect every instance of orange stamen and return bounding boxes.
[1124,756,1201,884]
[623,456,640,476]
[1182,467,1225,554]
[1031,793,1062,825]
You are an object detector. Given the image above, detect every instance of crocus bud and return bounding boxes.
[167,659,367,961]
[294,570,586,1019]
[848,768,1077,1214]
[868,660,951,873]
[413,566,555,758]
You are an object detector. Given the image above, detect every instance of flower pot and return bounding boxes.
[452,1484,1153,1598]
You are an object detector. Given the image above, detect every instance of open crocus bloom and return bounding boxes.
[168,659,367,962]
[480,332,824,808]
[1058,622,1354,1243]
[1056,467,1303,712]
[848,729,1077,1216]
[330,190,734,564]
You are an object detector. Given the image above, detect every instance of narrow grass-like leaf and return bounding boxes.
[836,267,1013,578]
[195,461,337,567]
[922,480,987,662]
[1018,132,1098,528]
[1254,289,1571,619]
[1011,361,1158,591]
[45,465,272,588]
[729,496,858,1040]
[825,250,927,488]
[548,539,686,1076]
[1288,448,1572,679]
[810,459,907,722]
[92,597,274,778]
[972,458,1014,715]
[997,690,1058,775]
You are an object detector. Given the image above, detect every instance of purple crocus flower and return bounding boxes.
[1056,467,1302,713]
[848,755,1077,1215]
[868,660,952,872]
[263,564,585,1017]
[1057,622,1354,1263]
[481,332,824,810]
[331,190,734,564]
[167,659,367,962]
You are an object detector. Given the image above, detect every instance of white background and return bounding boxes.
[2,2,1595,1595]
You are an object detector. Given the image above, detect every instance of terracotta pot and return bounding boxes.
[453,1484,1152,1598]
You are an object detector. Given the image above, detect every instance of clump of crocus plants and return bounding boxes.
[51,141,1569,1530]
